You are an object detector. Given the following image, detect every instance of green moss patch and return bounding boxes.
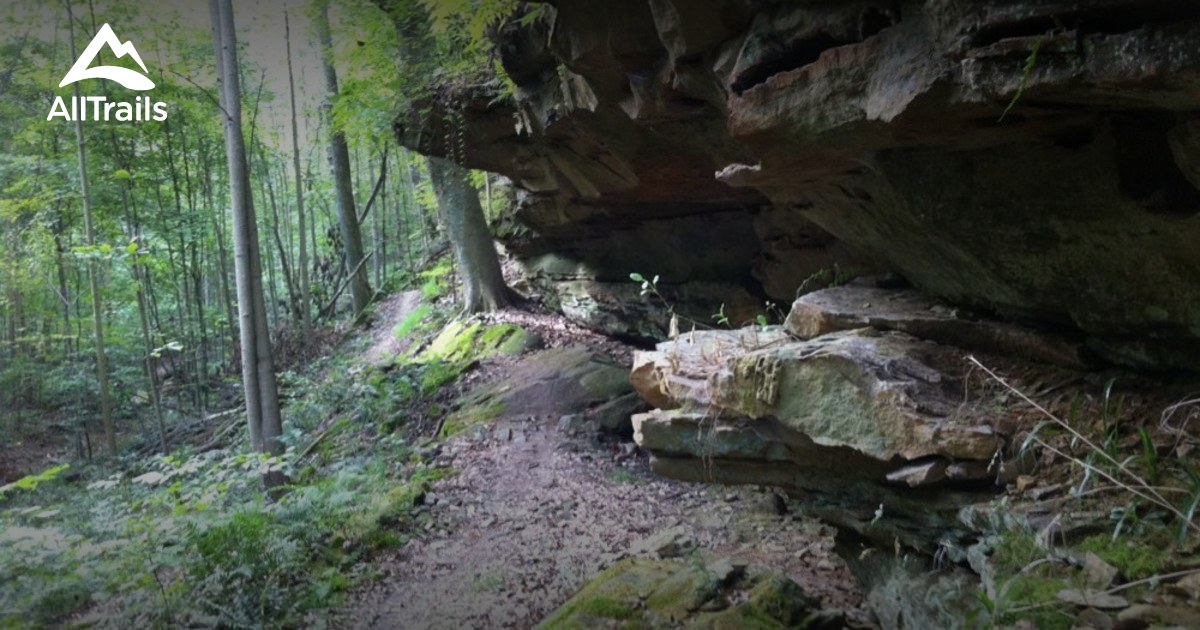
[981,528,1181,630]
[419,257,454,301]
[537,557,822,630]
[393,304,436,340]
[1078,534,1171,581]
[421,321,541,364]
[441,400,506,437]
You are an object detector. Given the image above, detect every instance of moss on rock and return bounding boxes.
[421,321,543,364]
[537,556,828,629]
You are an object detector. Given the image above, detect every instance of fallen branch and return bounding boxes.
[198,408,246,452]
[356,145,389,224]
[319,251,374,318]
[297,421,338,460]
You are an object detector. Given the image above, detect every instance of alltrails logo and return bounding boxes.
[47,23,168,122]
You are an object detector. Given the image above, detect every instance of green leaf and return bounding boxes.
[629,273,644,282]
[114,168,131,180]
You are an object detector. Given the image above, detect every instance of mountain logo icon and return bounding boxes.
[59,23,155,91]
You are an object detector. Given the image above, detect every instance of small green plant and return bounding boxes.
[630,272,664,303]
[972,357,1200,542]
[419,257,454,301]
[629,272,716,335]
[394,304,436,339]
[973,531,1076,630]
[998,37,1043,123]
[712,304,731,328]
[420,360,464,396]
[795,264,856,298]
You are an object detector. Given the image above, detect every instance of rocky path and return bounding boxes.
[341,415,872,629]
[329,294,872,628]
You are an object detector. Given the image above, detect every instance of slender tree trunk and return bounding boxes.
[211,0,285,487]
[426,157,515,313]
[175,117,210,413]
[202,140,240,365]
[264,215,282,325]
[66,3,116,456]
[54,224,72,356]
[412,161,436,256]
[160,128,199,410]
[370,151,381,288]
[191,242,209,412]
[376,151,387,288]
[109,137,169,452]
[316,0,371,316]
[484,173,492,219]
[135,257,169,453]
[256,145,298,321]
[395,153,414,276]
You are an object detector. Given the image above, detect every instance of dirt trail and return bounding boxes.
[344,417,871,629]
[335,298,872,628]
[361,291,425,366]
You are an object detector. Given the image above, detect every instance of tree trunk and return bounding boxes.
[211,0,285,488]
[110,141,169,453]
[202,139,240,365]
[280,9,309,328]
[316,0,371,316]
[376,151,387,288]
[426,157,514,313]
[53,221,72,356]
[66,4,116,457]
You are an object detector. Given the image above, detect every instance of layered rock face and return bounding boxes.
[627,282,1078,553]
[401,0,1200,366]
[628,297,1004,552]
[624,283,1193,626]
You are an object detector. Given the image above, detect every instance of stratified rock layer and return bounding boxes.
[396,0,1200,367]
[785,282,1091,368]
[628,316,1015,551]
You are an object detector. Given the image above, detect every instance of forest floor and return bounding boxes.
[330,294,875,629]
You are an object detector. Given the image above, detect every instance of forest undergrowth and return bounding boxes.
[0,283,464,629]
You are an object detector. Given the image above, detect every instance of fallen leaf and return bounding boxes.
[1015,474,1036,492]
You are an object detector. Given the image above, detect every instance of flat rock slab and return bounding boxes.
[451,346,634,432]
[632,328,1002,463]
[537,556,841,630]
[786,284,1089,368]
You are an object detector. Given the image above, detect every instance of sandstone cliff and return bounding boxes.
[398,0,1200,370]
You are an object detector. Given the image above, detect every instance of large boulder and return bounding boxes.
[629,324,1017,551]
[631,327,1003,462]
